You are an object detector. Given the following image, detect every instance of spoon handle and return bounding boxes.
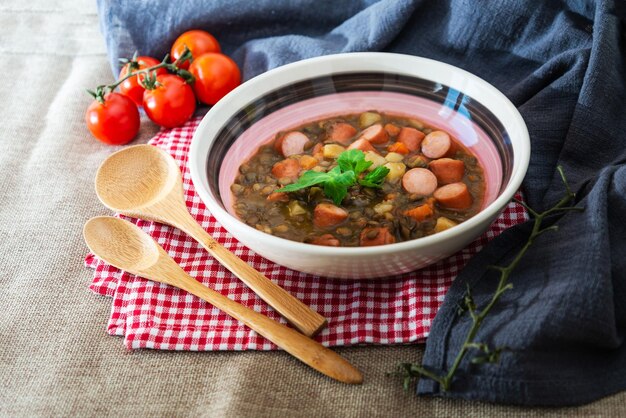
[157,262,362,384]
[177,215,328,337]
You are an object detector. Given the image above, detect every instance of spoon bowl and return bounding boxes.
[95,145,179,214]
[84,216,160,273]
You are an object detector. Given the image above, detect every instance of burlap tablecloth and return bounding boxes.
[1,1,624,416]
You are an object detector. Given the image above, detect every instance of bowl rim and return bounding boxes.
[189,52,530,257]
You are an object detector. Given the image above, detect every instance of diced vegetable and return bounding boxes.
[364,151,387,170]
[373,202,394,214]
[359,112,381,128]
[323,144,346,159]
[299,155,318,169]
[387,142,410,155]
[406,155,428,168]
[287,200,307,216]
[434,217,458,232]
[408,118,425,130]
[404,204,434,222]
[383,162,406,182]
[385,152,405,162]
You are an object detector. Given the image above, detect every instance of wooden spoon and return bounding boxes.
[94,144,326,337]
[83,216,362,384]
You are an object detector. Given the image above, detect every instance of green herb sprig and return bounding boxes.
[396,165,584,392]
[277,149,390,205]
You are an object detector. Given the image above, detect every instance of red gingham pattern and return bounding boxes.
[85,117,528,351]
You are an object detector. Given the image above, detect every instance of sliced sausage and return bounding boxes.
[401,168,438,196]
[421,130,451,158]
[433,182,472,209]
[347,138,378,153]
[397,127,425,152]
[267,192,289,202]
[326,122,357,145]
[275,131,309,157]
[404,204,434,222]
[358,124,389,144]
[384,123,401,137]
[360,227,396,246]
[310,234,340,247]
[271,159,300,181]
[428,158,465,184]
[313,203,349,228]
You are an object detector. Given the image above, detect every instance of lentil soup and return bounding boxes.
[230,112,485,247]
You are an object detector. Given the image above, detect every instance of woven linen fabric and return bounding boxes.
[7,1,626,416]
[97,0,626,406]
[85,117,527,351]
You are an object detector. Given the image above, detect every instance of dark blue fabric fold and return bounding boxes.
[97,0,626,406]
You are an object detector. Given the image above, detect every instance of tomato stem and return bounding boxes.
[87,46,195,102]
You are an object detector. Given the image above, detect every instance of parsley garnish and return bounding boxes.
[276,149,390,205]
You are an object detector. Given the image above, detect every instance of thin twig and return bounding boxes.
[397,165,584,392]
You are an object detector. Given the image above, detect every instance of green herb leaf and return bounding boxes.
[337,149,372,175]
[277,149,387,203]
[276,170,331,193]
[359,166,390,188]
[323,169,356,205]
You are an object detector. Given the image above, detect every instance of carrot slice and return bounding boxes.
[388,142,410,155]
[404,204,434,222]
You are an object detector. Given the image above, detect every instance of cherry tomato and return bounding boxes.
[118,56,166,106]
[189,53,241,105]
[142,74,196,128]
[171,30,221,70]
[85,93,140,145]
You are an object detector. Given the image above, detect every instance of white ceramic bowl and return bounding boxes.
[189,52,530,279]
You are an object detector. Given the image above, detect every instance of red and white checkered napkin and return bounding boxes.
[85,117,528,351]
